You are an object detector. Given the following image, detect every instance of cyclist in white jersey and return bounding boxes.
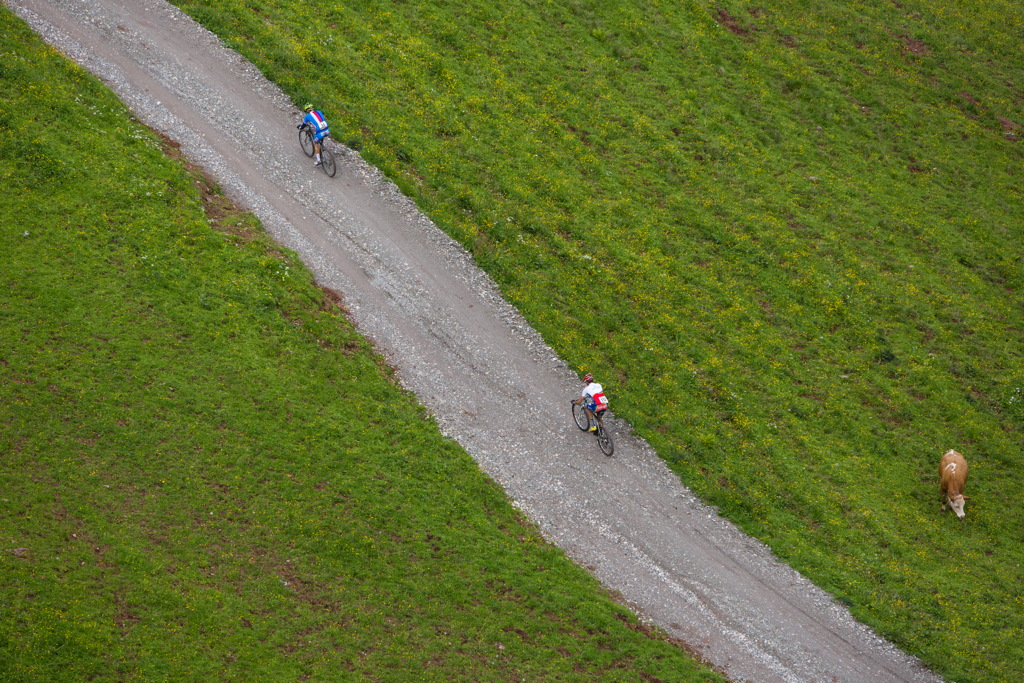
[572,373,609,432]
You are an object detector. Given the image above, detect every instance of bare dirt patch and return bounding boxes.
[714,8,752,38]
[899,35,930,54]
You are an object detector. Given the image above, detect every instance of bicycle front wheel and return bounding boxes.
[572,402,590,431]
[299,128,315,157]
[321,147,337,177]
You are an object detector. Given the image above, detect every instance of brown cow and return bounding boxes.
[939,449,969,519]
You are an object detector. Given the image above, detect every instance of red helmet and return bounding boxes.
[583,373,594,383]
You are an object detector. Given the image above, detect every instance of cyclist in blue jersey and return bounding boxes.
[298,103,330,167]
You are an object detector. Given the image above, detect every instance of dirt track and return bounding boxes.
[7,1,943,680]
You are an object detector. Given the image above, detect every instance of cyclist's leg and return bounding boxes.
[312,131,326,163]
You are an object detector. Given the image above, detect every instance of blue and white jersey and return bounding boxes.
[303,110,330,141]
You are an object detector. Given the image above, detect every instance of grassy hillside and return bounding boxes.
[0,9,722,681]
[164,0,1024,680]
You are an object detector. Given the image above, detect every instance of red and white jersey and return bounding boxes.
[582,382,609,411]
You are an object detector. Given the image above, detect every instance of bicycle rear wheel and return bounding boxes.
[572,402,590,431]
[299,128,315,157]
[596,420,614,456]
[321,147,337,177]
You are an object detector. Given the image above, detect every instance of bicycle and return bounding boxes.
[572,402,614,456]
[298,124,337,178]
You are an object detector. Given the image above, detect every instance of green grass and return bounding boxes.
[0,9,722,681]
[158,0,1024,681]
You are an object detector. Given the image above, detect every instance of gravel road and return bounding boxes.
[7,1,943,680]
